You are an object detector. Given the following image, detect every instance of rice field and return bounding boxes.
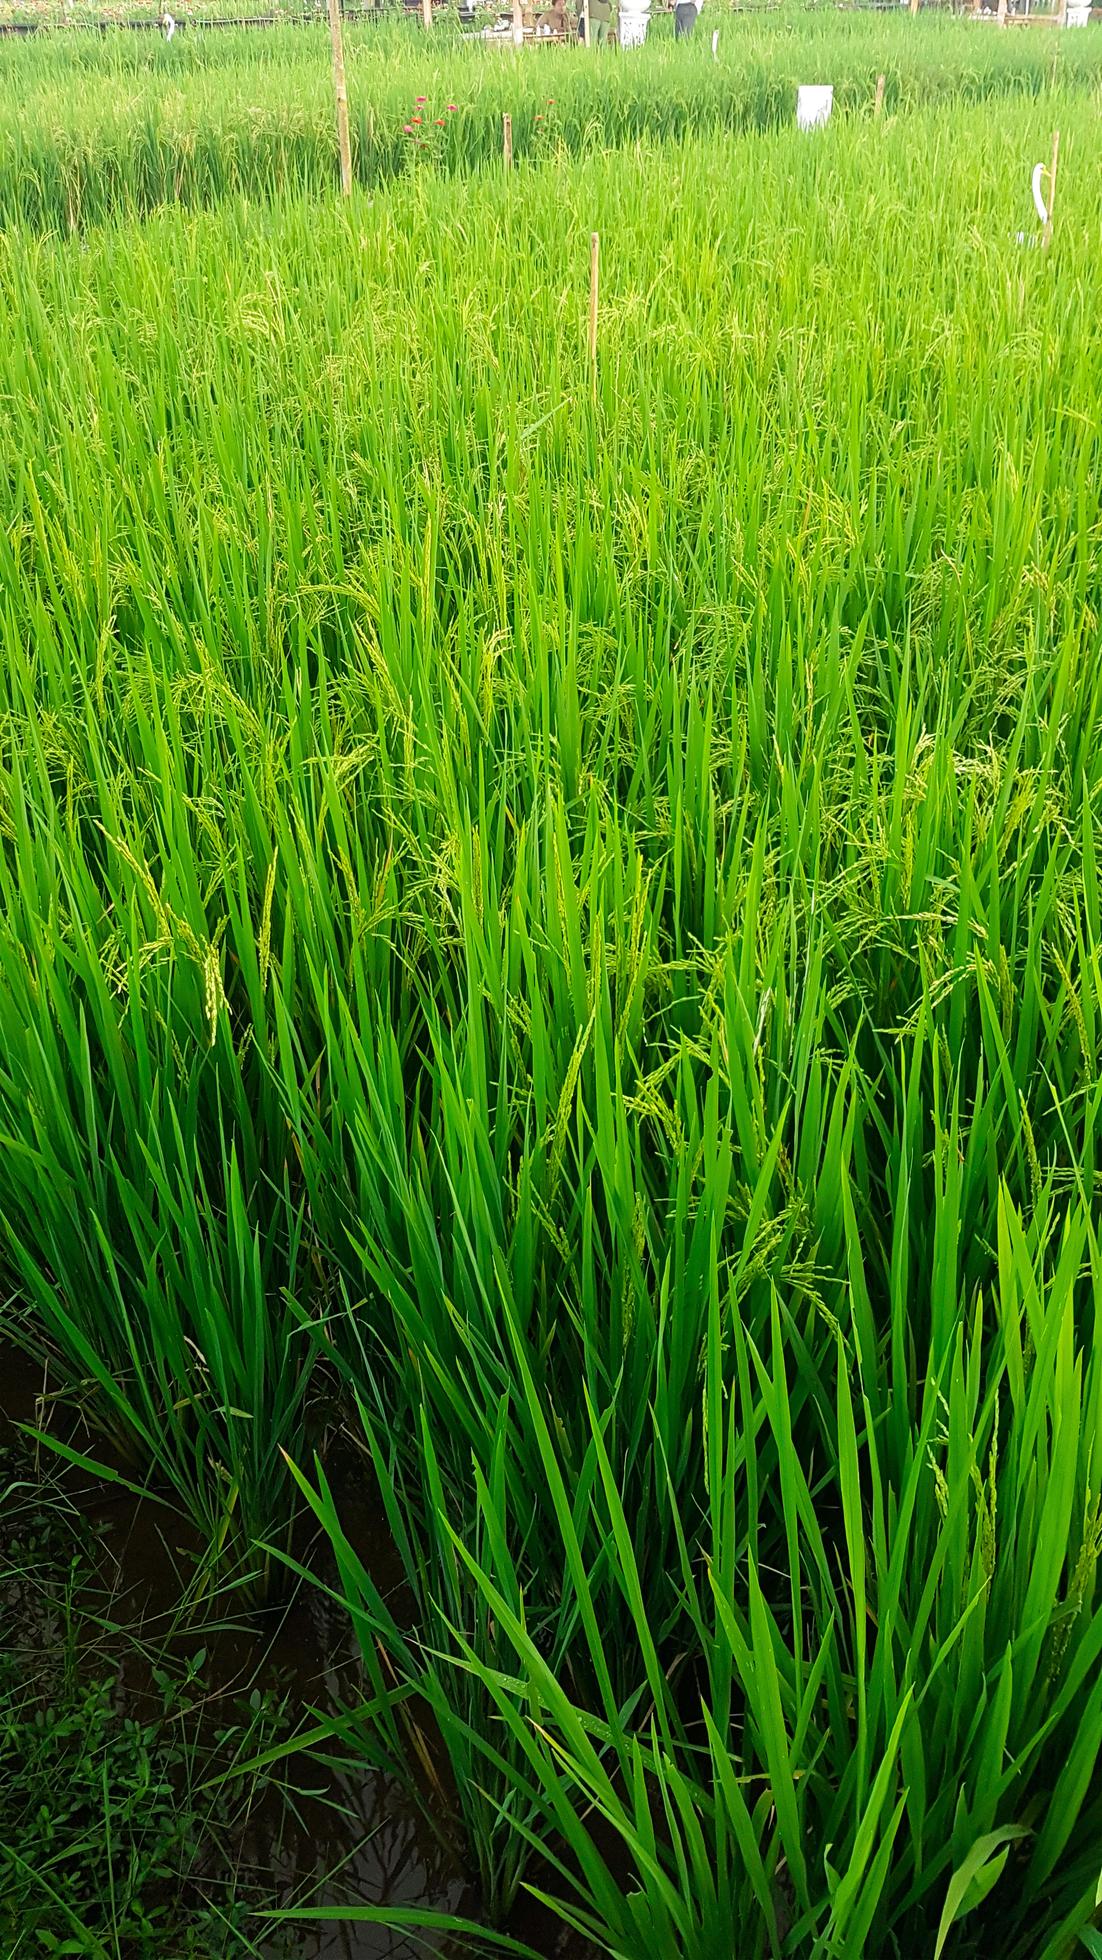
[1,14,1101,226]
[1,19,1102,1958]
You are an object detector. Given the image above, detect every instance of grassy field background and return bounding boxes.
[0,22,1101,1958]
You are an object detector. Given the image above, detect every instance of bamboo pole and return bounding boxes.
[996,0,1007,27]
[1042,127,1059,246]
[512,0,523,39]
[582,0,590,41]
[327,0,352,196]
[422,0,432,29]
[874,71,885,115]
[588,231,599,398]
[909,0,918,19]
[503,112,513,167]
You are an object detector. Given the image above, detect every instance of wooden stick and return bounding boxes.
[1043,127,1059,246]
[327,0,352,196]
[503,111,513,167]
[996,0,1007,27]
[874,71,885,116]
[588,231,599,398]
[582,0,590,42]
[909,0,918,18]
[422,0,432,28]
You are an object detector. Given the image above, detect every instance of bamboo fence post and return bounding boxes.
[327,0,352,195]
[422,0,433,28]
[582,0,590,42]
[588,230,599,398]
[875,71,885,115]
[503,111,513,166]
[996,0,1007,27]
[1043,128,1059,246]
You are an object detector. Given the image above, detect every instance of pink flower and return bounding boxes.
[415,95,426,102]
[403,123,413,132]
[447,103,458,112]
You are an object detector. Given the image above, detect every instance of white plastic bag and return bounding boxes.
[797,85,833,131]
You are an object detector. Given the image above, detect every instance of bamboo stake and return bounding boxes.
[909,0,918,18]
[512,0,523,39]
[875,71,885,116]
[422,0,432,28]
[1042,128,1059,247]
[996,0,1007,27]
[588,231,599,399]
[327,0,352,196]
[582,0,590,42]
[503,112,513,167]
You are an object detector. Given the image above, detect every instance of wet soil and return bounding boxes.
[0,1339,589,1959]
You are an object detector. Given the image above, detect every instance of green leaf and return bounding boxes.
[934,1828,1031,1960]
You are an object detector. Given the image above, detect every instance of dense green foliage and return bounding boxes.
[1,26,1101,1959]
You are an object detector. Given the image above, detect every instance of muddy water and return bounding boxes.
[95,1491,470,1960]
[0,1341,489,1959]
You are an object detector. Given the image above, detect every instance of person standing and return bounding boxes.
[674,0,698,34]
[579,0,611,42]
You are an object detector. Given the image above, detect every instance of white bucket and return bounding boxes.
[797,85,834,130]
[1065,2,1090,24]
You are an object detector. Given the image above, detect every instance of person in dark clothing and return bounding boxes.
[674,0,697,32]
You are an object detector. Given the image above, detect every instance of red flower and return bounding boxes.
[435,118,445,124]
[412,116,421,123]
[415,94,426,102]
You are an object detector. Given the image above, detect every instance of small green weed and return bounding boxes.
[0,1457,289,1958]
